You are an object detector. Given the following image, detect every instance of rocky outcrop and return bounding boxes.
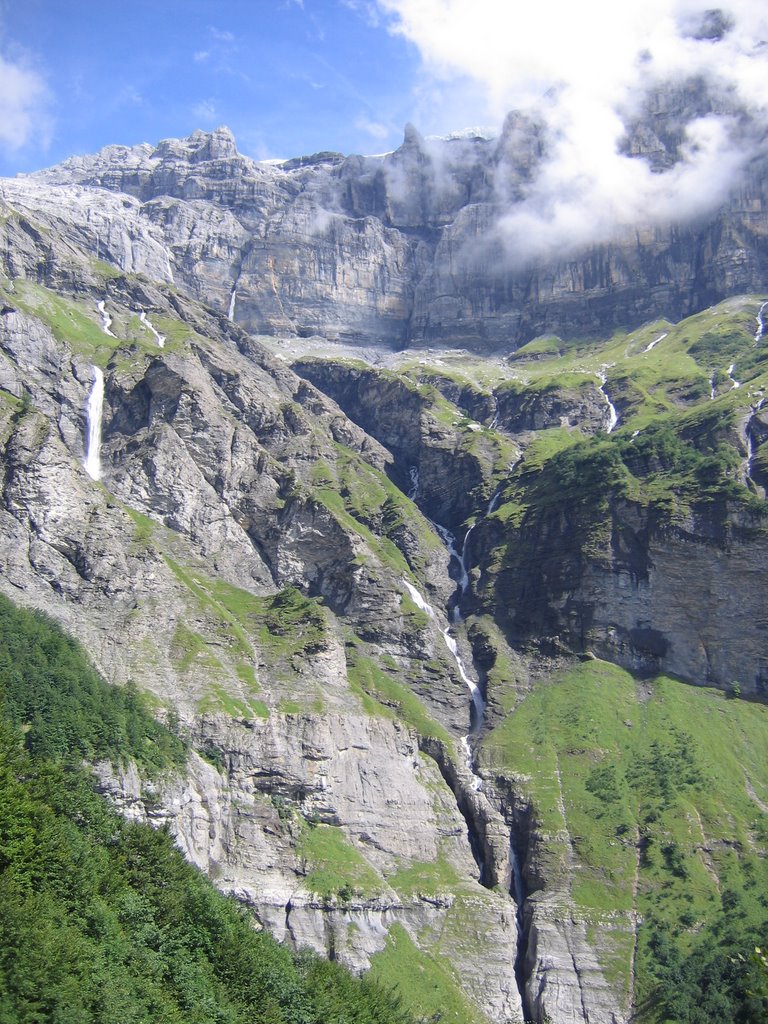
[494,378,611,435]
[0,243,535,1020]
[472,495,768,698]
[292,358,504,529]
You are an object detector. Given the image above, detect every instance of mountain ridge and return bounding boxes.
[6,79,768,351]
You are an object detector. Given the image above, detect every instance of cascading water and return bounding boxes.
[407,465,419,501]
[755,301,768,343]
[727,363,741,389]
[228,287,237,321]
[596,370,619,432]
[430,521,470,605]
[643,331,668,353]
[745,397,765,487]
[489,395,500,430]
[402,579,484,790]
[84,366,105,481]
[139,311,165,348]
[97,300,115,338]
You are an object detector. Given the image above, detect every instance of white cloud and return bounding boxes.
[209,27,235,43]
[193,99,218,122]
[0,51,50,153]
[341,0,381,27]
[193,50,210,62]
[376,0,768,258]
[355,116,389,139]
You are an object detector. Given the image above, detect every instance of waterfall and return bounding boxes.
[745,397,765,486]
[139,311,165,348]
[487,488,503,515]
[489,395,500,430]
[596,370,619,432]
[402,579,434,617]
[84,366,105,480]
[430,521,469,599]
[643,331,668,353]
[97,300,115,338]
[408,465,419,501]
[402,579,484,789]
[228,287,237,321]
[727,363,741,389]
[755,301,768,343]
[432,484,506,623]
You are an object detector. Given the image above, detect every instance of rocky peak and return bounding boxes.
[152,125,239,164]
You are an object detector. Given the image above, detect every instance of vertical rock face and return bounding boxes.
[9,84,768,352]
[471,497,768,697]
[0,261,535,1022]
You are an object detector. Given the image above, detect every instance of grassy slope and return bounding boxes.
[480,659,768,1018]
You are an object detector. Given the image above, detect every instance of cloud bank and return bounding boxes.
[377,0,768,259]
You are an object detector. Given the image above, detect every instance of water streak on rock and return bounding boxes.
[97,300,115,338]
[84,366,104,480]
[139,310,166,348]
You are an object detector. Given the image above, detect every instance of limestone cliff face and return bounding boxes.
[469,493,768,698]
[96,719,523,1024]
[8,89,768,351]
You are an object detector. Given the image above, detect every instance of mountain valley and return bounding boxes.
[0,116,767,1023]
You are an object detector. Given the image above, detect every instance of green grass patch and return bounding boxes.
[298,823,384,901]
[388,854,468,898]
[171,623,223,674]
[124,507,156,547]
[481,659,768,1013]
[11,280,118,365]
[369,925,485,1024]
[197,683,268,720]
[345,647,452,744]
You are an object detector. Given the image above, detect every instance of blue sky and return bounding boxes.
[0,0,448,176]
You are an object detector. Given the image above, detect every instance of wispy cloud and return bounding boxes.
[341,0,381,27]
[116,84,143,107]
[192,99,218,122]
[0,49,50,153]
[209,27,235,43]
[355,115,389,139]
[377,0,768,259]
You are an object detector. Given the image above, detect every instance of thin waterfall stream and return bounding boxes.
[97,301,115,338]
[755,301,768,343]
[596,370,619,432]
[401,580,485,793]
[139,311,166,348]
[84,367,104,480]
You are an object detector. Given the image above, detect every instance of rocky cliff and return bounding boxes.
[1,108,767,1024]
[6,79,768,352]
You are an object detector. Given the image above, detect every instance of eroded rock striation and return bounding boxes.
[5,83,768,352]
